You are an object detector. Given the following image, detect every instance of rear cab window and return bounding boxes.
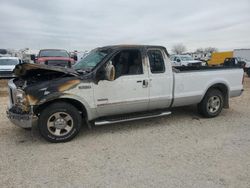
[147,50,165,73]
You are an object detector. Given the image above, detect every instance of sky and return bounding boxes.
[0,0,250,52]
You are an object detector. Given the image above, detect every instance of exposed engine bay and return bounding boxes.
[13,63,81,89]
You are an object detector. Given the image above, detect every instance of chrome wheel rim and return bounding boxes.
[47,112,73,136]
[207,96,221,114]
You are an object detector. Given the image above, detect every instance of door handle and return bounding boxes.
[142,80,148,88]
[137,80,142,83]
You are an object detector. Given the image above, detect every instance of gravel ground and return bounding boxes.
[0,77,249,188]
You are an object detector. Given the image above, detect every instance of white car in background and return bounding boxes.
[0,57,22,78]
[244,59,250,77]
[170,55,205,67]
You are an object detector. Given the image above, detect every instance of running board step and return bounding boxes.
[94,111,171,126]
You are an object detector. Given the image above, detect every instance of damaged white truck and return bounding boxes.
[7,45,244,142]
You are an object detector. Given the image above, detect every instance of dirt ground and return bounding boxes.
[0,77,249,188]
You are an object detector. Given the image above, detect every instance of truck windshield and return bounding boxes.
[0,59,19,65]
[39,50,69,58]
[180,56,193,61]
[73,49,109,70]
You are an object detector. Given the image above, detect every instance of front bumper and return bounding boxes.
[7,79,37,128]
[6,106,37,128]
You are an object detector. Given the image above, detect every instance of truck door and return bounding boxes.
[93,49,150,117]
[147,49,173,110]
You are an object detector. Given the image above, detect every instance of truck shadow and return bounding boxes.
[14,105,217,144]
[78,105,201,138]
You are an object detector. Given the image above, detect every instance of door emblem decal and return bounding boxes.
[78,85,91,89]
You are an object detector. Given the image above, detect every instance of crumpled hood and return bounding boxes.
[13,63,80,77]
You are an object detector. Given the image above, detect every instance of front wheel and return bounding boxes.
[198,89,224,118]
[38,102,82,143]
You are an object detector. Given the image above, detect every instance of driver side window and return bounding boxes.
[111,50,143,79]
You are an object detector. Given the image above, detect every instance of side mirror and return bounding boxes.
[95,61,116,83]
[176,59,181,63]
[30,54,36,61]
[105,63,115,81]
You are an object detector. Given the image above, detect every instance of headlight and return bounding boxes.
[15,89,27,104]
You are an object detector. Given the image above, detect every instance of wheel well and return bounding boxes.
[34,98,88,118]
[206,83,229,108]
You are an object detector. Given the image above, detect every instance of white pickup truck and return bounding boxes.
[7,45,244,142]
[170,54,205,67]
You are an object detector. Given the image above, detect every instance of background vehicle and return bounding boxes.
[233,49,250,76]
[207,51,233,66]
[32,49,77,68]
[170,55,204,66]
[234,49,250,61]
[0,57,22,78]
[7,45,244,142]
[244,60,250,77]
[223,57,250,76]
[224,57,246,67]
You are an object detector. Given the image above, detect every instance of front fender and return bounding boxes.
[32,92,97,121]
[58,94,97,120]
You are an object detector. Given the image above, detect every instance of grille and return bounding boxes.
[45,60,70,67]
[0,71,13,75]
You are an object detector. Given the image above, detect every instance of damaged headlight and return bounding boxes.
[15,89,27,104]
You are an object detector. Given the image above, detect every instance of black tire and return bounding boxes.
[198,89,224,118]
[38,102,82,143]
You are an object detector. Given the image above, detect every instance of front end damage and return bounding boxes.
[6,63,82,129]
[6,79,37,128]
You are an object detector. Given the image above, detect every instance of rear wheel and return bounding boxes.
[198,89,224,118]
[38,102,82,143]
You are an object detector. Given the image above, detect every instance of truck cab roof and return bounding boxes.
[98,45,168,51]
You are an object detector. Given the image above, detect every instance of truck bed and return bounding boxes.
[172,67,244,107]
[173,66,242,73]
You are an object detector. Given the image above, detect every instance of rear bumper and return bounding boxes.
[6,106,37,128]
[230,89,244,98]
[244,67,250,72]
